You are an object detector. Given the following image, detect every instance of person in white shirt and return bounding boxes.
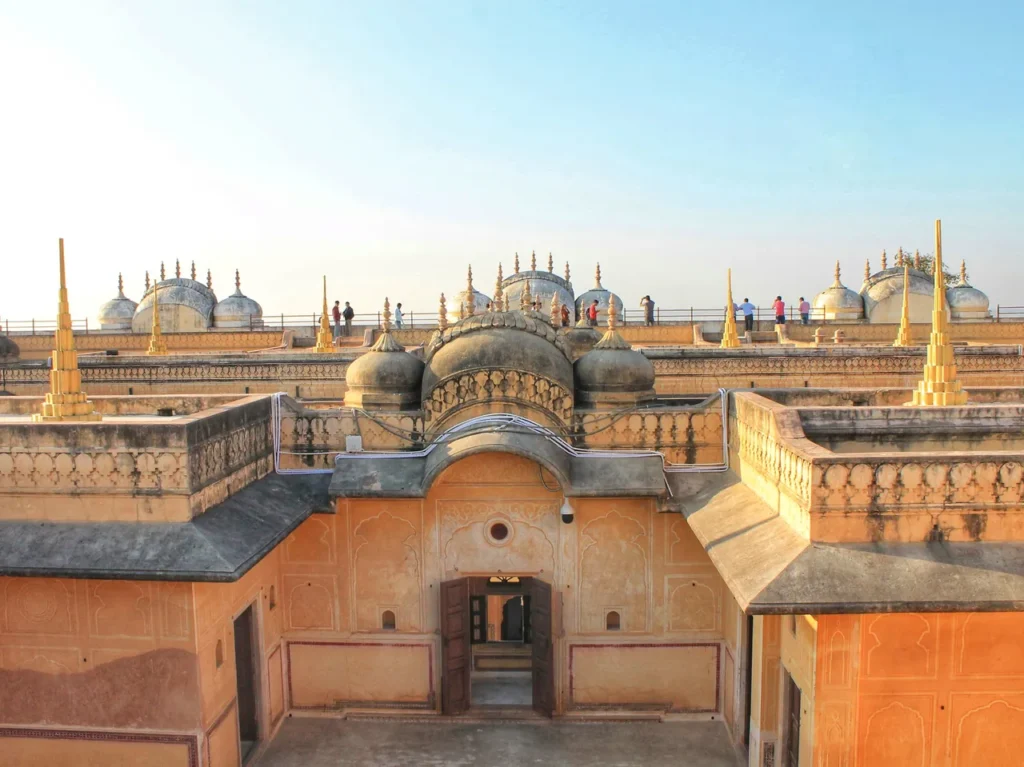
[394,303,404,329]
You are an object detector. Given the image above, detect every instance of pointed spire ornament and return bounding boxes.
[893,262,914,348]
[493,263,504,311]
[864,259,871,281]
[147,273,168,356]
[594,263,603,289]
[175,259,181,279]
[564,261,571,282]
[550,289,561,326]
[911,220,967,406]
[959,259,968,285]
[191,260,197,280]
[438,293,448,331]
[881,250,888,270]
[547,252,554,272]
[832,260,843,287]
[503,292,510,312]
[514,252,520,273]
[896,247,905,267]
[315,276,335,353]
[117,273,125,297]
[234,269,241,294]
[521,280,533,311]
[145,270,150,291]
[464,265,476,317]
[594,289,631,350]
[914,249,922,270]
[370,296,405,352]
[33,239,101,421]
[720,268,741,349]
[207,269,213,289]
[160,262,166,280]
[530,250,537,271]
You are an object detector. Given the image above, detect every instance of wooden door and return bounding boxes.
[784,672,801,767]
[233,604,259,763]
[529,578,555,716]
[440,577,471,715]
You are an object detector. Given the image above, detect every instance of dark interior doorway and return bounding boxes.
[783,671,801,767]
[234,604,260,763]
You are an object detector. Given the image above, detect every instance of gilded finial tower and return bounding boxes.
[465,265,476,317]
[493,264,504,311]
[191,261,197,280]
[207,269,213,290]
[160,262,166,280]
[893,262,914,348]
[914,250,922,270]
[911,220,967,406]
[593,289,631,351]
[896,247,904,268]
[514,252,520,274]
[370,297,404,352]
[145,270,150,291]
[564,261,571,282]
[959,259,968,285]
[521,280,533,311]
[595,263,603,289]
[550,289,560,326]
[530,250,537,271]
[235,269,241,293]
[33,239,101,422]
[315,276,335,353]
[502,292,510,312]
[117,272,125,296]
[147,274,168,356]
[438,293,448,331]
[864,259,870,281]
[175,259,181,279]
[720,268,741,349]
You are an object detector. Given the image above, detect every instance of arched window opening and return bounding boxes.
[606,611,621,631]
[382,610,397,631]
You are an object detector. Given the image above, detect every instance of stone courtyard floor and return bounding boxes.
[256,718,744,767]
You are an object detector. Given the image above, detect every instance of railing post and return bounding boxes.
[31,318,34,335]
[997,305,1001,322]
[84,318,88,334]
[409,311,414,328]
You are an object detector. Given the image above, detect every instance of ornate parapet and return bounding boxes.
[10,330,287,360]
[0,395,273,522]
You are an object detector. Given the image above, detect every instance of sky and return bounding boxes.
[1,1,1022,324]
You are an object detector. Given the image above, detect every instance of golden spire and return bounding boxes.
[564,261,571,282]
[911,220,966,406]
[880,249,887,270]
[594,292,631,350]
[514,252,520,273]
[464,265,475,317]
[864,259,870,281]
[175,259,181,279]
[547,252,554,272]
[145,270,150,291]
[959,259,968,285]
[315,276,334,353]
[530,250,537,271]
[595,263,603,288]
[550,289,560,326]
[493,263,504,311]
[914,249,922,270]
[207,269,212,289]
[160,262,166,280]
[438,293,448,331]
[370,297,404,352]
[521,279,533,311]
[720,268,741,349]
[33,239,101,422]
[191,260,197,280]
[234,269,241,294]
[147,274,168,356]
[893,262,913,348]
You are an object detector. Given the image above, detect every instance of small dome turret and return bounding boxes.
[213,270,264,328]
[575,263,623,326]
[451,265,492,320]
[813,262,864,322]
[97,273,138,331]
[574,301,655,408]
[947,260,990,320]
[344,298,425,410]
[132,262,218,332]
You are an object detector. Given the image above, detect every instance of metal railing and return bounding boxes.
[3,304,1018,335]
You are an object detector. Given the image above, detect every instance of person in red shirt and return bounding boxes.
[586,300,599,327]
[331,300,342,338]
[772,296,786,325]
[560,303,571,327]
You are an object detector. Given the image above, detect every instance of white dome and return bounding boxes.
[98,276,138,331]
[574,264,622,325]
[213,272,263,328]
[813,263,864,321]
[503,270,574,315]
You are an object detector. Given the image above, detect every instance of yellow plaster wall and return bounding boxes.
[748,615,782,767]
[814,612,1024,767]
[780,615,817,765]
[0,732,196,766]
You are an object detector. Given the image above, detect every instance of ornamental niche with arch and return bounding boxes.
[579,510,649,633]
[439,501,557,577]
[352,510,422,633]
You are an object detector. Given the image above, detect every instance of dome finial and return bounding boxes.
[235,269,241,293]
[896,247,905,267]
[960,259,968,286]
[595,263,603,289]
[369,296,405,352]
[503,292,510,312]
[530,250,537,271]
[160,262,166,280]
[514,252,520,273]
[547,252,554,272]
[493,263,504,311]
[521,279,533,311]
[914,249,922,270]
[382,296,392,332]
[881,249,888,270]
[175,259,181,279]
[465,265,475,317]
[833,260,842,286]
[117,272,124,296]
[550,289,560,326]
[145,270,150,291]
[207,269,212,289]
[607,293,618,330]
[438,293,448,331]
[191,260,197,280]
[864,258,870,281]
[564,261,571,282]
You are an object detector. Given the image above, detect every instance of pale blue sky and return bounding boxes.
[1,1,1021,321]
